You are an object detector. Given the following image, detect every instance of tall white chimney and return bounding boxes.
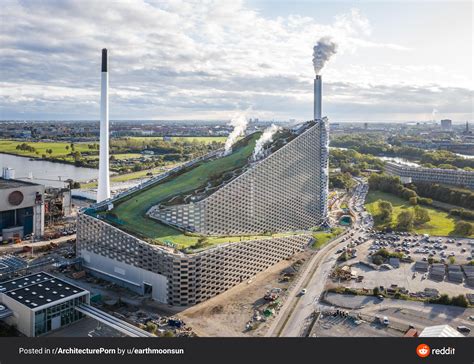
[314,75,322,120]
[97,48,110,202]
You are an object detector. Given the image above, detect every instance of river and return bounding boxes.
[0,153,98,187]
[377,156,421,167]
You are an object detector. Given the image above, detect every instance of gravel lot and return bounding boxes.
[319,293,474,337]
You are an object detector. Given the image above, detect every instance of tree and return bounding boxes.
[396,210,414,231]
[372,255,384,265]
[146,322,157,334]
[414,206,430,226]
[65,145,69,151]
[377,200,393,223]
[451,295,468,308]
[448,256,455,265]
[409,196,418,205]
[452,221,473,236]
[71,151,82,162]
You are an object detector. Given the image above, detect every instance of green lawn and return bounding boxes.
[111,153,143,160]
[105,133,261,248]
[365,190,473,237]
[128,136,227,144]
[0,140,91,160]
[312,227,345,249]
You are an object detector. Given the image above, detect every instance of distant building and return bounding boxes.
[463,121,472,135]
[0,178,45,242]
[385,162,474,189]
[440,119,452,130]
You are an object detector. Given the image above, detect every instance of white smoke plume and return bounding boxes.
[431,108,439,122]
[224,112,248,154]
[312,37,338,75]
[252,124,282,161]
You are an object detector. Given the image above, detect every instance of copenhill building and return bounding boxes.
[76,48,329,307]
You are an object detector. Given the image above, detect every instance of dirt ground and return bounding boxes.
[177,250,314,337]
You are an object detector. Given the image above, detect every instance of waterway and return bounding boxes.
[0,153,98,187]
[377,156,420,167]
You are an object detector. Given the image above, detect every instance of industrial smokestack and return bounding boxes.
[314,75,322,120]
[97,48,110,202]
[312,37,336,121]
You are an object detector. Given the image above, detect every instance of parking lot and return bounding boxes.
[366,232,473,264]
[332,231,473,297]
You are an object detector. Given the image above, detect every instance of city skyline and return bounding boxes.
[0,0,472,122]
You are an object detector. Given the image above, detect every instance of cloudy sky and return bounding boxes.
[0,0,472,122]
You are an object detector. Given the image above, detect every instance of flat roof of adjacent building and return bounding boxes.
[419,324,463,337]
[0,178,41,190]
[0,272,87,309]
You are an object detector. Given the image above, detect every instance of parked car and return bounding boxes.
[457,326,471,334]
[300,288,307,295]
[382,317,390,325]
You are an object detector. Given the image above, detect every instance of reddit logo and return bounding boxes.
[416,344,430,358]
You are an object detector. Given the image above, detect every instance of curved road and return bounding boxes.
[266,180,370,337]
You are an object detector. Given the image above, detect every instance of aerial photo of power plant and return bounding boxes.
[0,0,473,351]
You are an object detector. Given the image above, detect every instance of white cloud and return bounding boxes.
[0,0,470,121]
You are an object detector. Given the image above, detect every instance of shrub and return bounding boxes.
[452,221,474,236]
[372,255,384,265]
[451,295,468,308]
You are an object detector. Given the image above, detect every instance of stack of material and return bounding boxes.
[462,265,474,286]
[447,265,463,283]
[414,261,429,272]
[430,263,445,281]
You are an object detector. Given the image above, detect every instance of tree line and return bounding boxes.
[331,134,474,170]
[411,181,474,210]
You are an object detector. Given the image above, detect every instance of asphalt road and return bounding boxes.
[0,234,76,254]
[266,180,370,337]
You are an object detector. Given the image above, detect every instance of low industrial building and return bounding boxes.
[0,177,45,242]
[0,272,90,336]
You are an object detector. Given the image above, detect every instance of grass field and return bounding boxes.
[0,140,91,160]
[0,136,225,161]
[365,190,473,237]
[105,133,261,248]
[312,227,345,249]
[128,136,227,144]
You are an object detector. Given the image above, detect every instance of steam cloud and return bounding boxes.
[224,112,249,154]
[431,108,439,122]
[252,124,282,161]
[312,37,337,75]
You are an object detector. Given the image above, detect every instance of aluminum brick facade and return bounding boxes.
[77,214,312,306]
[148,119,329,235]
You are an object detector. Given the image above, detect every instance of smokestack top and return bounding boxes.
[101,48,108,72]
[316,75,321,80]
